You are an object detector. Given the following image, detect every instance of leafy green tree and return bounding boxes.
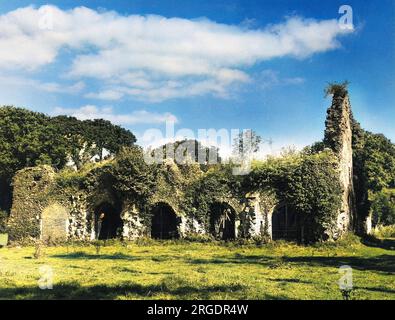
[50,115,89,169]
[232,129,262,159]
[370,189,395,227]
[84,119,136,161]
[51,116,136,167]
[0,107,69,210]
[355,132,395,192]
[353,131,395,229]
[0,106,137,211]
[152,139,221,170]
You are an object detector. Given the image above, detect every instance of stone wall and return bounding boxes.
[6,164,283,242]
[41,203,69,242]
[325,94,356,238]
[7,166,56,242]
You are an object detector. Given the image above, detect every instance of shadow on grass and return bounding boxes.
[188,253,395,274]
[50,252,140,261]
[355,286,395,294]
[0,280,248,300]
[188,255,275,265]
[283,255,395,274]
[268,278,312,284]
[361,237,395,251]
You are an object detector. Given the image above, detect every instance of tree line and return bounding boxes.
[0,106,136,211]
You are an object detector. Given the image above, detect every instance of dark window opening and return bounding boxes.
[95,202,123,240]
[151,203,180,239]
[209,203,236,240]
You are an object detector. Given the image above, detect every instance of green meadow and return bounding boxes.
[0,236,394,300]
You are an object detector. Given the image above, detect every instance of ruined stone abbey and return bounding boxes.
[7,91,363,243]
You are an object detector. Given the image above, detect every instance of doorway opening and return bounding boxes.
[271,204,299,240]
[151,203,180,239]
[95,202,122,240]
[209,202,236,240]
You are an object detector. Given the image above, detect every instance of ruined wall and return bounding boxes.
[239,192,277,239]
[8,165,93,243]
[324,94,356,238]
[7,163,280,242]
[41,203,69,242]
[7,166,56,242]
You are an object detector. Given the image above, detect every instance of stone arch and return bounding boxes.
[150,202,181,239]
[271,203,300,241]
[94,201,123,240]
[88,186,124,240]
[209,201,238,240]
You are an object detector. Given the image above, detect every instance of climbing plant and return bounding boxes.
[184,164,243,229]
[249,150,342,241]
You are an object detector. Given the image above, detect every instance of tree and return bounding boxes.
[152,139,221,169]
[84,119,136,161]
[353,131,395,229]
[51,116,137,167]
[0,107,69,210]
[50,115,89,169]
[370,189,395,227]
[232,129,262,159]
[0,106,137,211]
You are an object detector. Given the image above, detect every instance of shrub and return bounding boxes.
[373,225,395,238]
[324,81,349,98]
[183,232,215,243]
[134,236,156,246]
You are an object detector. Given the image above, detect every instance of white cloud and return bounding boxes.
[0,75,85,94]
[0,5,353,102]
[258,69,305,89]
[53,105,178,125]
[85,90,125,101]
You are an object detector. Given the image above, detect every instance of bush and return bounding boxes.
[134,236,156,246]
[183,232,215,243]
[373,225,395,238]
[324,81,349,98]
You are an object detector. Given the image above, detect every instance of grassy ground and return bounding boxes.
[0,236,394,300]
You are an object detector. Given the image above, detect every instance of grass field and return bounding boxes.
[0,236,394,300]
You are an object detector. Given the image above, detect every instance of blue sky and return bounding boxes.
[0,0,394,156]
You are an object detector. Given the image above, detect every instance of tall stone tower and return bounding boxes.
[324,88,356,238]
